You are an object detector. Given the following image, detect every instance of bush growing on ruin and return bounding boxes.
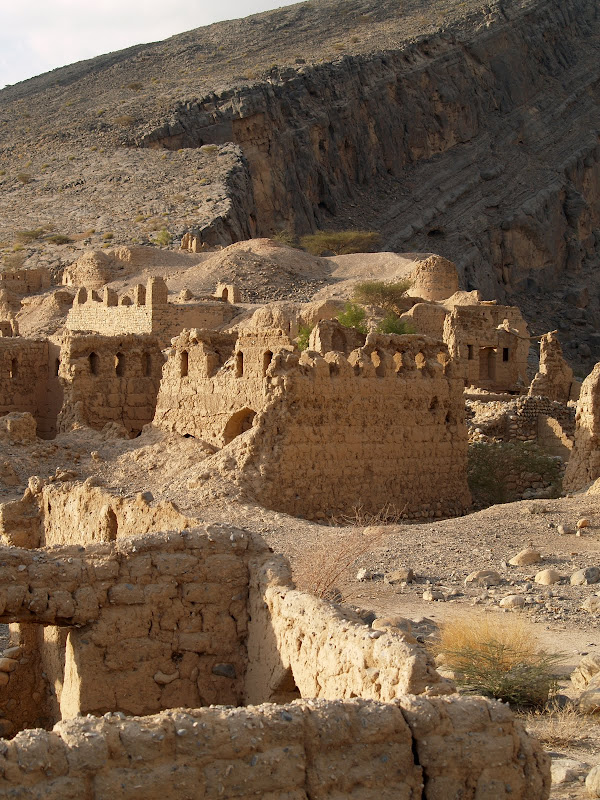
[272,228,298,247]
[376,312,414,335]
[468,442,563,508]
[436,616,562,708]
[353,279,412,312]
[336,302,367,334]
[296,324,313,351]
[300,229,380,255]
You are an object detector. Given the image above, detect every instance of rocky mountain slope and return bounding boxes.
[0,0,599,367]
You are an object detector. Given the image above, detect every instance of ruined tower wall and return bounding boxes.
[154,328,294,446]
[564,362,600,491]
[238,338,471,520]
[0,339,55,436]
[58,334,164,435]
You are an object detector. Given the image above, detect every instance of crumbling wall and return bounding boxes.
[564,362,600,491]
[67,277,238,345]
[226,333,470,519]
[154,328,294,446]
[443,303,530,391]
[529,331,580,402]
[0,338,56,436]
[58,333,164,436]
[246,554,450,705]
[0,267,50,295]
[0,696,550,800]
[0,527,263,727]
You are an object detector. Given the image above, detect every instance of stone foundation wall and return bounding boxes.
[0,696,550,800]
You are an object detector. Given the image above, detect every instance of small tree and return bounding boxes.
[300,230,380,255]
[352,279,412,313]
[336,302,367,334]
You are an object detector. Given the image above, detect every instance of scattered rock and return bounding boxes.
[509,548,542,567]
[571,567,600,586]
[534,568,562,585]
[356,568,373,582]
[579,674,600,713]
[582,597,600,614]
[499,594,526,609]
[422,589,445,601]
[550,757,588,786]
[465,569,502,587]
[578,518,591,529]
[385,567,415,585]
[572,653,600,691]
[558,524,575,535]
[586,765,600,797]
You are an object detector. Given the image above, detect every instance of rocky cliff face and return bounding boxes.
[136,0,600,302]
[1,0,599,364]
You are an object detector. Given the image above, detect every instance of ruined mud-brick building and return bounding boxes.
[66,276,239,346]
[0,267,50,295]
[0,479,550,798]
[398,256,531,393]
[154,323,471,519]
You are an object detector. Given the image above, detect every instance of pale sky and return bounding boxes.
[0,0,299,88]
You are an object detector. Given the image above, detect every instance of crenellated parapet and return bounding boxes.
[154,323,471,518]
[67,277,239,346]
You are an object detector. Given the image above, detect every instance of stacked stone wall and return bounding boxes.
[564,362,600,491]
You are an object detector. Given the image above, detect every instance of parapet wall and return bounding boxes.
[67,277,238,345]
[0,695,550,800]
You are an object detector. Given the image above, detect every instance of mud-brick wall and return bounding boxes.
[0,339,52,432]
[0,528,264,729]
[154,328,294,446]
[0,697,551,800]
[239,337,471,519]
[58,334,164,435]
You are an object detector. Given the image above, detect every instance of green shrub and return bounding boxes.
[15,228,44,243]
[436,617,562,708]
[154,229,172,246]
[336,302,367,334]
[376,312,414,335]
[113,115,136,127]
[353,279,411,312]
[300,229,380,256]
[296,324,313,351]
[46,234,72,245]
[103,232,114,241]
[272,228,298,247]
[16,173,32,184]
[200,144,219,155]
